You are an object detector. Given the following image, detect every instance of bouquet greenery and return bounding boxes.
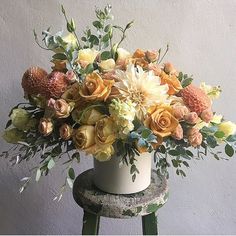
[1,5,236,200]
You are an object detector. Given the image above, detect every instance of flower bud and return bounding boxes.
[184,112,198,124]
[145,50,158,62]
[188,128,203,147]
[164,62,177,75]
[99,59,116,71]
[171,124,183,140]
[200,108,214,123]
[59,124,73,140]
[38,118,53,136]
[173,105,189,120]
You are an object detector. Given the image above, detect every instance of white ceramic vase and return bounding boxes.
[93,152,152,194]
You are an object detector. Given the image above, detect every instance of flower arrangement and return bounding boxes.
[1,5,236,199]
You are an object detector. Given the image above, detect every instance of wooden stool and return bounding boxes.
[73,169,168,235]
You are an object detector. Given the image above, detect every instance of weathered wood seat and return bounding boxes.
[73,169,168,235]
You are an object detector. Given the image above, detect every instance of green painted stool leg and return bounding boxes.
[82,211,100,235]
[142,212,158,235]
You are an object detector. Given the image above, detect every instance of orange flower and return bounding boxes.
[144,104,179,138]
[133,49,145,58]
[160,71,182,95]
[79,72,114,101]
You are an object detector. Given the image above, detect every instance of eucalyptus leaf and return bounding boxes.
[100,51,111,60]
[225,144,234,157]
[68,167,75,180]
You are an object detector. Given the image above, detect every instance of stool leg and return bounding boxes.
[82,210,100,235]
[142,212,158,235]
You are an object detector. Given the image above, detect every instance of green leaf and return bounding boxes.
[67,22,74,33]
[104,24,112,32]
[47,158,55,170]
[172,159,179,168]
[70,18,76,31]
[36,169,41,182]
[206,136,218,148]
[132,174,136,182]
[84,63,94,74]
[182,161,189,167]
[179,169,186,177]
[141,129,151,139]
[93,20,103,28]
[181,77,193,87]
[81,36,87,42]
[100,51,111,60]
[89,35,99,45]
[52,53,67,60]
[5,120,12,129]
[68,167,75,180]
[130,165,136,174]
[201,126,218,133]
[225,144,234,157]
[168,150,180,156]
[186,150,194,157]
[102,33,110,42]
[125,20,134,30]
[226,134,236,142]
[214,131,225,138]
[72,152,80,163]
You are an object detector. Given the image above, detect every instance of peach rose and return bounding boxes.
[52,99,73,118]
[59,124,73,140]
[160,71,182,95]
[200,108,214,123]
[171,124,183,140]
[184,112,199,124]
[38,118,53,136]
[144,104,179,138]
[73,125,96,150]
[188,127,203,147]
[79,72,114,101]
[95,116,117,145]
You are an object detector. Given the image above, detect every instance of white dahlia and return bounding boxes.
[114,64,169,120]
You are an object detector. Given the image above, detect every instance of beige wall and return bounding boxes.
[0,0,236,234]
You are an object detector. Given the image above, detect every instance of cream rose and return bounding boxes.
[79,72,114,101]
[73,125,96,150]
[94,145,114,162]
[99,59,116,71]
[144,104,179,138]
[218,121,236,137]
[77,48,98,66]
[38,118,53,136]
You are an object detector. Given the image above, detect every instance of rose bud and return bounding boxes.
[184,112,198,124]
[145,50,158,62]
[173,105,189,120]
[99,59,116,71]
[38,118,53,136]
[188,127,203,147]
[171,124,184,140]
[59,124,73,140]
[164,62,178,75]
[200,108,214,123]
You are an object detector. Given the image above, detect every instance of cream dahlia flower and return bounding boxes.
[114,64,169,120]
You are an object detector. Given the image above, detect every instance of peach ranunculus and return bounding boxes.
[95,116,117,146]
[79,72,114,101]
[38,118,53,136]
[144,104,179,138]
[160,71,182,95]
[172,105,189,120]
[200,108,214,123]
[59,124,73,140]
[73,125,96,151]
[184,112,199,124]
[188,127,203,147]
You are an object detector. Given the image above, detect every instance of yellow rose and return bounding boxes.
[59,124,73,140]
[144,104,179,138]
[95,116,117,145]
[73,125,96,150]
[77,48,99,66]
[52,99,73,118]
[99,59,116,71]
[94,145,114,161]
[218,121,236,137]
[79,72,114,101]
[38,118,53,136]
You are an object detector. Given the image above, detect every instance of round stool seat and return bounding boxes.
[73,169,168,219]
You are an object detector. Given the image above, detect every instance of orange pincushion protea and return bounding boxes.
[41,71,70,99]
[21,66,48,97]
[180,84,211,115]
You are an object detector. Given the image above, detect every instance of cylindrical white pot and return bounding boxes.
[93,152,152,194]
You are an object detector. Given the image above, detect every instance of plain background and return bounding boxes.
[0,0,236,234]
